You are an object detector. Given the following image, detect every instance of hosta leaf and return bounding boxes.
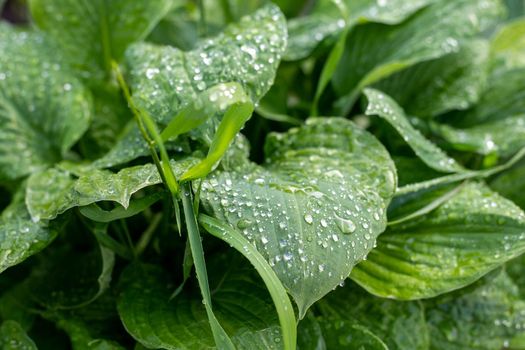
[125,3,286,125]
[200,118,396,317]
[117,260,283,349]
[0,190,58,274]
[425,269,525,350]
[333,0,504,111]
[318,282,428,350]
[96,4,286,168]
[364,88,463,173]
[373,40,489,119]
[0,320,37,350]
[0,24,92,180]
[351,182,525,299]
[284,0,433,61]
[29,0,172,80]
[26,157,198,221]
[24,243,114,309]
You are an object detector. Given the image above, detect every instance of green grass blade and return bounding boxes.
[199,214,298,350]
[180,183,235,350]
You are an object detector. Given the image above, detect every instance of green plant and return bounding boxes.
[2,0,525,348]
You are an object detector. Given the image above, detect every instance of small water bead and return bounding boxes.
[320,219,328,228]
[145,67,159,79]
[304,214,313,224]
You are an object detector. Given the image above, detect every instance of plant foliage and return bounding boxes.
[1,0,525,349]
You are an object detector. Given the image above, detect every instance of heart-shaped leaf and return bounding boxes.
[95,4,287,168]
[117,260,283,349]
[200,118,396,316]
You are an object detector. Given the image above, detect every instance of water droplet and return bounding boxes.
[304,214,313,224]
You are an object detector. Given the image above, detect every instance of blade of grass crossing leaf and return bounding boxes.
[180,183,235,349]
[311,27,349,116]
[161,82,250,142]
[112,61,180,196]
[181,99,254,181]
[199,214,297,350]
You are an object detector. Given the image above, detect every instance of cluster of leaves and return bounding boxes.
[2,0,525,349]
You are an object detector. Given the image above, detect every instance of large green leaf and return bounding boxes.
[351,182,525,299]
[0,24,92,180]
[29,0,172,80]
[284,0,434,61]
[425,269,525,350]
[333,0,504,112]
[373,40,489,119]
[23,243,114,310]
[319,321,388,350]
[364,88,463,173]
[95,4,287,168]
[26,157,198,221]
[0,190,58,274]
[318,282,428,350]
[125,4,286,125]
[200,118,396,317]
[117,260,283,349]
[0,320,37,350]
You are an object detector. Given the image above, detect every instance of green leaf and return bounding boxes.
[95,4,286,168]
[200,214,297,350]
[0,320,37,350]
[26,157,198,221]
[364,88,464,173]
[23,243,114,309]
[333,0,504,112]
[0,190,58,274]
[29,0,172,80]
[0,24,92,180]
[200,118,396,317]
[351,182,525,299]
[425,269,525,350]
[125,4,286,125]
[373,40,489,119]
[318,282,428,350]
[284,0,433,61]
[117,260,285,349]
